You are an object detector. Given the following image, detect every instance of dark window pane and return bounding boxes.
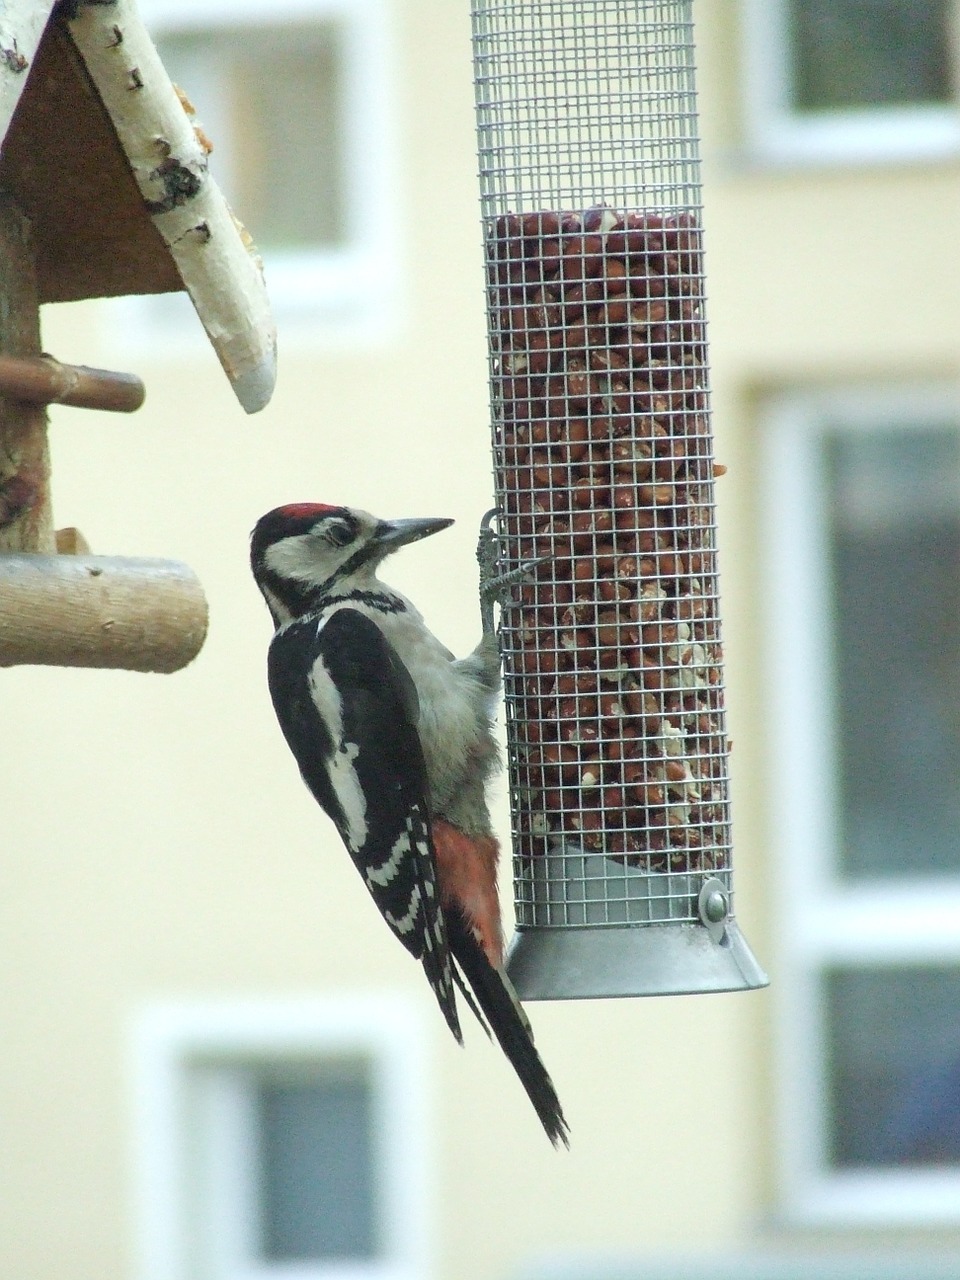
[824,425,960,878]
[255,1069,378,1261]
[787,0,953,111]
[826,967,960,1167]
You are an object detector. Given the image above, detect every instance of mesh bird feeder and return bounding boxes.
[472,0,767,999]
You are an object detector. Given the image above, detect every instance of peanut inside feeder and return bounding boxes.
[471,0,767,998]
[491,204,726,876]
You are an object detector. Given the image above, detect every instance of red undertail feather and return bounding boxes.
[432,819,504,967]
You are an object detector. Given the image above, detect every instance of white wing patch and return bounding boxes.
[307,651,368,853]
[366,829,410,888]
[366,806,435,891]
[385,884,422,936]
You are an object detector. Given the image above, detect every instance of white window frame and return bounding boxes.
[130,996,431,1280]
[740,0,960,165]
[109,0,400,344]
[762,383,960,1225]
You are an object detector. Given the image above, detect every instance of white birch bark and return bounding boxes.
[66,0,277,414]
[0,0,53,146]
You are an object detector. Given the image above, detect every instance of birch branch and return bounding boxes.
[0,0,53,145]
[65,0,277,414]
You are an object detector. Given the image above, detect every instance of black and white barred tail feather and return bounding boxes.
[447,907,570,1148]
[401,801,463,1045]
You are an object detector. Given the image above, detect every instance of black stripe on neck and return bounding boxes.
[318,588,406,615]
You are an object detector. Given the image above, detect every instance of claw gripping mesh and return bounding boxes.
[472,0,732,930]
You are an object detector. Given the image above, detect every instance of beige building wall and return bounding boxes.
[3,2,958,1278]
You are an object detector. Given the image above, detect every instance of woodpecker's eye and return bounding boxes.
[323,520,355,548]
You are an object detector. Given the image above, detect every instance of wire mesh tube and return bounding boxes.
[471,0,767,997]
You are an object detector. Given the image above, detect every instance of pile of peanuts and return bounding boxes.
[487,205,730,872]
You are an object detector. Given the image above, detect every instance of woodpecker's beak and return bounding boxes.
[373,516,454,551]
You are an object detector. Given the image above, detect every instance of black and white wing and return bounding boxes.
[266,607,461,1042]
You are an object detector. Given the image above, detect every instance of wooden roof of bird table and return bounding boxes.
[0,0,277,673]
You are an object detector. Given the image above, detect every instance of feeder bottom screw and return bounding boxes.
[698,877,730,941]
[703,890,727,923]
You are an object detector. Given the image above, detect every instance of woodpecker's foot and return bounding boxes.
[477,508,548,635]
[477,508,501,603]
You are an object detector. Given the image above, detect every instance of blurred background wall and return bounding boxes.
[3,1,960,1278]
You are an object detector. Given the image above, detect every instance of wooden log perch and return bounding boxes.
[0,554,208,673]
[0,354,145,413]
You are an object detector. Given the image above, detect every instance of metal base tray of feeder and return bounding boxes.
[506,845,769,1001]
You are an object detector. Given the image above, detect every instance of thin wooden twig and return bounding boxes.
[0,354,145,412]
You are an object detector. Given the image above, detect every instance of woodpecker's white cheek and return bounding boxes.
[307,656,368,852]
[265,534,337,586]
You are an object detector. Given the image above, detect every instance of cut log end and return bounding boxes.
[0,553,208,673]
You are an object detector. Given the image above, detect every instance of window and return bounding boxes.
[255,1070,377,1261]
[741,0,960,163]
[790,0,953,113]
[763,385,960,1223]
[109,0,399,340]
[825,967,960,1168]
[132,997,428,1280]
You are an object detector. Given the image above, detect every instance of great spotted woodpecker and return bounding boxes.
[250,503,569,1146]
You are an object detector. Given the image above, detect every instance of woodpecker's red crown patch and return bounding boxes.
[274,502,342,521]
